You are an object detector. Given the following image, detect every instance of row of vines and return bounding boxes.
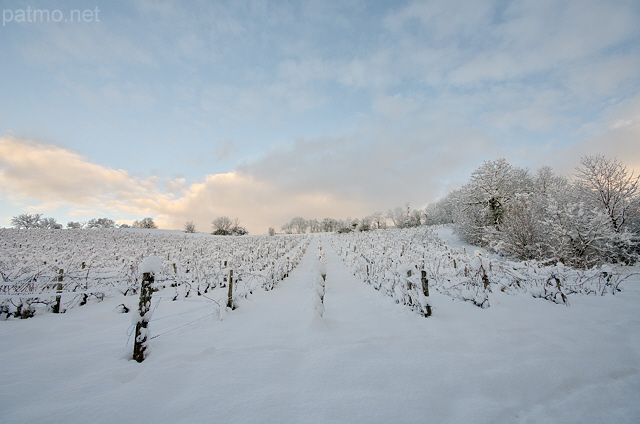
[0,229,310,319]
[330,226,630,312]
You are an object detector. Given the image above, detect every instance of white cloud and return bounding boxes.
[0,136,379,233]
[0,136,171,216]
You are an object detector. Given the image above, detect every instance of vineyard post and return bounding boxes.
[319,272,326,305]
[406,269,413,306]
[133,272,154,363]
[421,270,432,317]
[53,269,63,313]
[227,269,234,309]
[317,271,326,317]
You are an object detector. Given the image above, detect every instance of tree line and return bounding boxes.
[427,155,639,268]
[9,213,249,236]
[9,215,158,230]
[278,204,425,235]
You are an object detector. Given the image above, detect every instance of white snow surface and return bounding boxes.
[139,255,163,275]
[1,234,639,423]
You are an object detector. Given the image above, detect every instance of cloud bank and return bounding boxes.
[0,136,370,233]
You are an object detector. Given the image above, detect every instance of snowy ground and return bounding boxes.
[1,234,639,423]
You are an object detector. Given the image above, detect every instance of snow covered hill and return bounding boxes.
[1,232,639,423]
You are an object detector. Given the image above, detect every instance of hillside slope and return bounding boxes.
[1,234,639,423]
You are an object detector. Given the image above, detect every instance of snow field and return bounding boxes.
[0,230,639,423]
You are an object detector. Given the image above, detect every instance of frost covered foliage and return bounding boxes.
[332,227,629,310]
[0,229,310,319]
[441,157,639,268]
[10,213,62,229]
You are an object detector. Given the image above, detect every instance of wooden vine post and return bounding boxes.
[133,256,161,363]
[421,270,432,317]
[227,269,235,309]
[133,271,154,363]
[320,272,326,304]
[52,269,63,313]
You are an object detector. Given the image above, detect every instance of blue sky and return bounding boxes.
[1,0,640,233]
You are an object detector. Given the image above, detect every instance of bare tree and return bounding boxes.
[184,221,196,233]
[575,155,640,233]
[133,217,158,229]
[387,206,406,228]
[39,217,62,229]
[308,219,321,233]
[358,216,373,231]
[212,216,244,235]
[281,222,294,234]
[321,218,339,232]
[291,217,309,234]
[370,212,387,229]
[11,213,43,229]
[86,218,116,228]
[212,216,233,235]
[11,213,62,229]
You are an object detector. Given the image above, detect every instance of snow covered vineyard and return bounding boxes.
[0,228,309,318]
[332,226,632,309]
[1,228,639,423]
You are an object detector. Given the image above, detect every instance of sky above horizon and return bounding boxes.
[1,0,640,233]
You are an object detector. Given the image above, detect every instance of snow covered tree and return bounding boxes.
[10,214,61,229]
[369,212,388,229]
[486,193,546,260]
[67,221,84,229]
[449,186,489,245]
[386,206,405,228]
[212,216,235,235]
[574,155,639,233]
[540,195,623,267]
[231,226,248,236]
[468,158,531,228]
[486,166,567,261]
[357,216,373,231]
[534,166,568,197]
[291,217,309,234]
[39,217,62,229]
[133,217,157,229]
[86,218,116,228]
[308,219,321,233]
[387,203,422,228]
[336,218,357,233]
[10,213,43,229]
[321,218,339,232]
[424,199,454,225]
[212,217,245,235]
[184,221,196,233]
[441,156,638,266]
[408,208,424,227]
[451,159,531,246]
[281,222,294,234]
